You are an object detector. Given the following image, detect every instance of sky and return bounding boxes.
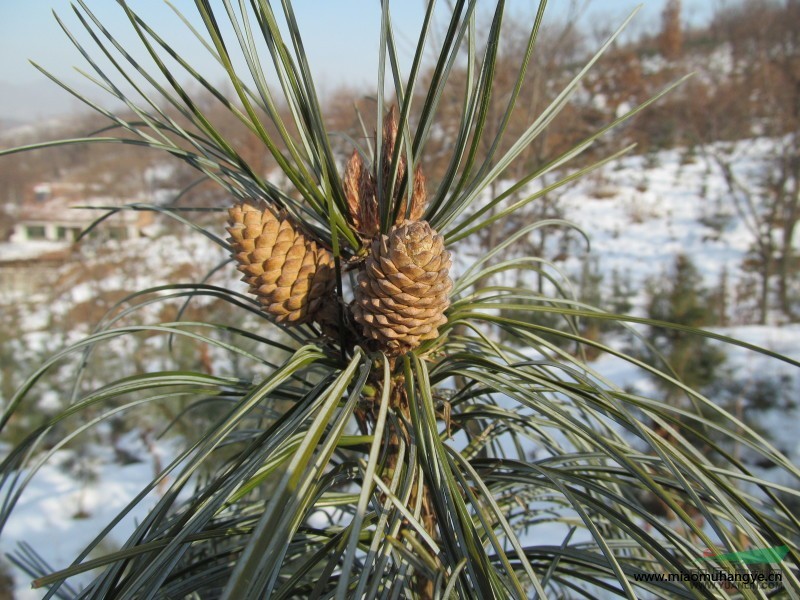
[0,1,716,121]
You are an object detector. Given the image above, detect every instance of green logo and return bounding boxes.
[701,545,789,565]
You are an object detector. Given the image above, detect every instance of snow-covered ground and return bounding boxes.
[0,241,71,263]
[2,137,799,597]
[1,435,183,599]
[558,140,781,293]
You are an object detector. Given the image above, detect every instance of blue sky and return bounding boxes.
[0,1,715,98]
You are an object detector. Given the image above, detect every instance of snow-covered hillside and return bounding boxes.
[2,138,798,598]
[559,139,787,296]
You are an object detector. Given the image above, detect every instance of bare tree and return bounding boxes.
[702,0,800,322]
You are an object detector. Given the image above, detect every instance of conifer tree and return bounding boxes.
[645,254,725,403]
[658,0,683,60]
[0,2,798,598]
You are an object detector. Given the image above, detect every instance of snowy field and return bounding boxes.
[2,138,799,597]
[2,436,183,600]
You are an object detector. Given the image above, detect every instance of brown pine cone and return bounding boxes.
[343,106,427,239]
[353,220,452,356]
[227,202,335,325]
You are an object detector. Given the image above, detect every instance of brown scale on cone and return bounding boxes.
[353,220,452,356]
[226,202,335,325]
[343,106,427,239]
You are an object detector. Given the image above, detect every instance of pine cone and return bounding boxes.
[227,202,335,325]
[353,220,452,355]
[343,106,427,239]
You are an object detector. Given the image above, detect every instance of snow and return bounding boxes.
[0,241,70,262]
[558,149,749,289]
[2,439,182,599]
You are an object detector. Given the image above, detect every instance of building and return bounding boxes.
[9,182,142,244]
[0,182,151,300]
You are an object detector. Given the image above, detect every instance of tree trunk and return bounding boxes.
[778,192,799,320]
[759,256,770,325]
[757,236,774,325]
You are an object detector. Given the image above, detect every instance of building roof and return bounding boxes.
[17,181,140,226]
[18,199,138,225]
